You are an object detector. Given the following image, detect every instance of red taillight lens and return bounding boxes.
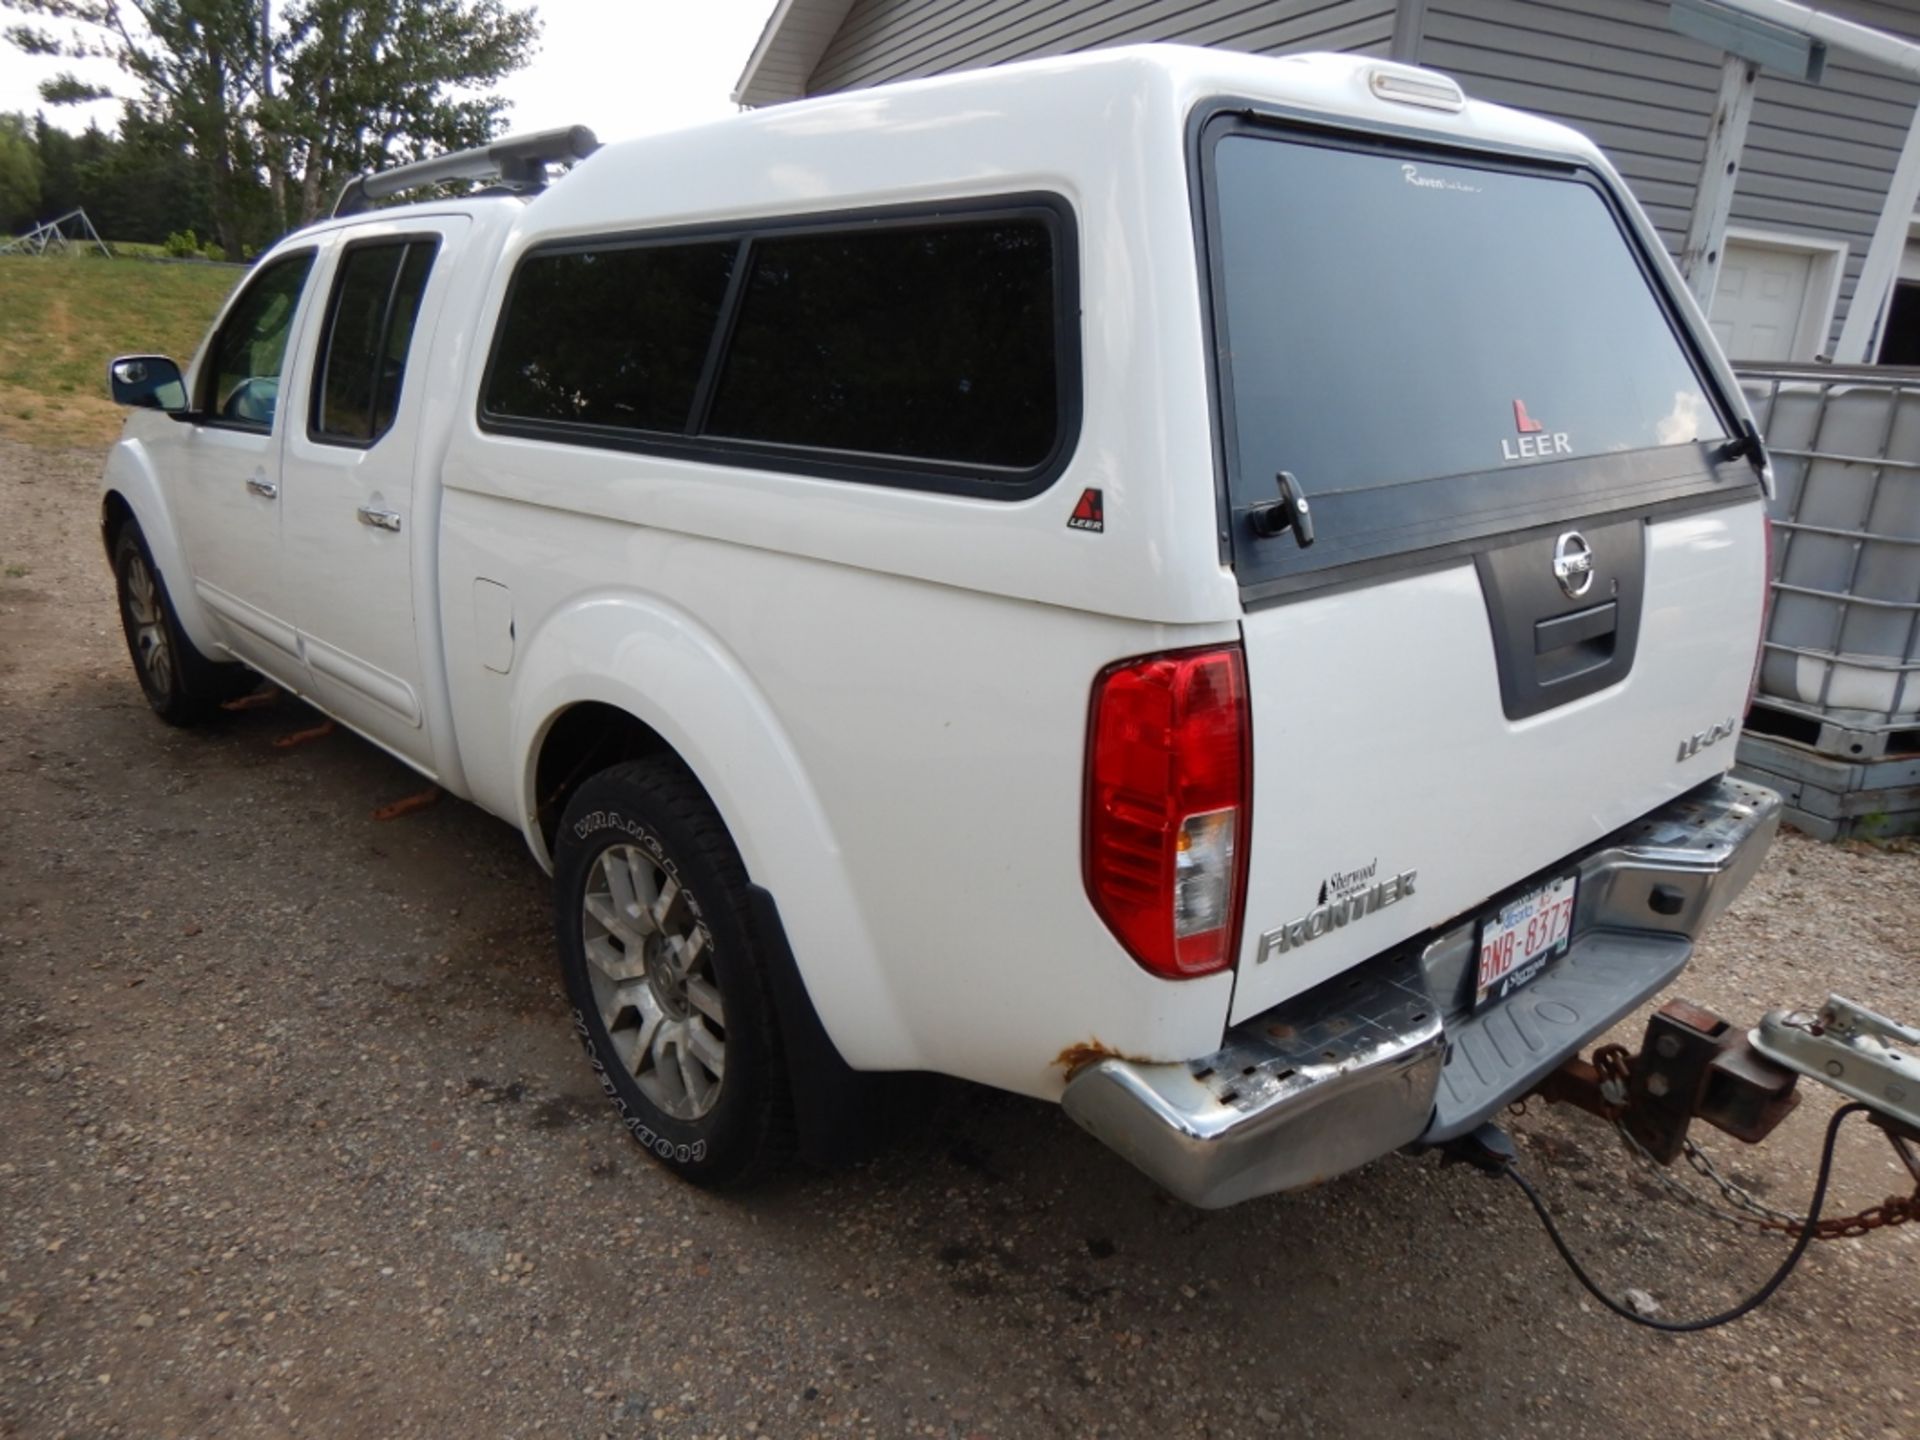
[1084,646,1251,979]
[1748,508,1774,712]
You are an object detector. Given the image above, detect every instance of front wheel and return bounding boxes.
[554,759,794,1188]
[112,524,240,725]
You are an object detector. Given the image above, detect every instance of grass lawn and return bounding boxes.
[0,254,242,446]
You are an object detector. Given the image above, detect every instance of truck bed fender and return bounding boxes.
[509,592,914,1071]
[100,439,223,656]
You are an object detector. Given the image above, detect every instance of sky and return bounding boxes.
[0,0,782,142]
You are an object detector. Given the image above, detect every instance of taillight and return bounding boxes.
[1748,508,1774,712]
[1084,646,1251,979]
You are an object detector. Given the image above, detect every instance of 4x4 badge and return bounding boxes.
[1067,488,1104,532]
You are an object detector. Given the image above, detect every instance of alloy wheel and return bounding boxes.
[121,551,174,702]
[580,843,727,1119]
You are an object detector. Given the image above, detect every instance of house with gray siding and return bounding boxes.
[735,0,1920,365]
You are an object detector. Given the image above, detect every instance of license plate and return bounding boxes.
[1474,874,1577,1011]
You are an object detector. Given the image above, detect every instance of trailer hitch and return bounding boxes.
[1533,996,1804,1161]
[1533,994,1918,1177]
[1450,993,1919,1331]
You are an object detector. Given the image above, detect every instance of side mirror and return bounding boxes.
[108,355,190,414]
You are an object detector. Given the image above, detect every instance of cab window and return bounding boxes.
[201,250,316,431]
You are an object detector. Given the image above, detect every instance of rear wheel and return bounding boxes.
[112,524,241,725]
[554,759,794,1187]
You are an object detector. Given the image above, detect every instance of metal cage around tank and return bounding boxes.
[1736,364,1920,838]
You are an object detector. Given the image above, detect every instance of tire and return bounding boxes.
[554,759,795,1188]
[111,523,247,726]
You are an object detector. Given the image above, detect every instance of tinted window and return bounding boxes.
[312,238,439,445]
[376,244,436,435]
[706,220,1058,469]
[1210,130,1733,587]
[204,251,316,430]
[484,242,737,431]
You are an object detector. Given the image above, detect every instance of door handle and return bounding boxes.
[245,475,279,500]
[357,505,402,533]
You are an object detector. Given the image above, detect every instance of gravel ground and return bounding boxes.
[2,436,1917,1440]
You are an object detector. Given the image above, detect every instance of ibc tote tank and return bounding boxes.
[1740,369,1920,735]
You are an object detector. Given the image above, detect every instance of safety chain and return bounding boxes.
[1592,1043,1634,1117]
[1591,1043,1920,1241]
[1611,1114,1800,1233]
[1679,1137,1808,1229]
[1764,1188,1920,1240]
[1753,1123,1920,1239]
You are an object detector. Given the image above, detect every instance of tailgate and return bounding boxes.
[1194,112,1769,1025]
[1230,499,1767,1023]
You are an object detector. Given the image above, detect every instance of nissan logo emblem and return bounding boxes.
[1552,531,1595,600]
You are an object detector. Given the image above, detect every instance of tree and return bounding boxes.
[3,0,538,256]
[0,113,39,230]
[7,1,266,256]
[77,106,219,242]
[264,0,540,228]
[13,110,222,244]
[32,114,79,216]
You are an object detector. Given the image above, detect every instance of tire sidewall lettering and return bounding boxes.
[569,813,707,926]
[569,1008,707,1166]
[558,767,765,1181]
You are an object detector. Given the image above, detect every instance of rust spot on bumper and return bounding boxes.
[1055,1038,1159,1081]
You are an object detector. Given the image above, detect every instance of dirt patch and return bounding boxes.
[1,437,1916,1440]
[0,380,125,447]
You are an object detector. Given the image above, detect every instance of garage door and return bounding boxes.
[1710,242,1813,362]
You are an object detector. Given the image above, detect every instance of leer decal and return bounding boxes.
[1067,487,1104,532]
[1502,398,1572,462]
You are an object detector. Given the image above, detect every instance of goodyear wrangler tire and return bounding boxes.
[554,758,795,1188]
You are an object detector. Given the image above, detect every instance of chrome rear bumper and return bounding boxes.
[1061,776,1782,1208]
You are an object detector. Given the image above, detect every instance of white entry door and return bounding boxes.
[1710,241,1814,361]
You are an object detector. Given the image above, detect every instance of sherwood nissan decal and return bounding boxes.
[1255,866,1418,963]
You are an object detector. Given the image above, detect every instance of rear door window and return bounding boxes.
[1203,122,1745,596]
[311,237,440,446]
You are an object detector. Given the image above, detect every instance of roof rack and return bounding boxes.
[332,125,601,218]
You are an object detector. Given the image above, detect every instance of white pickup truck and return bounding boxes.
[100,45,1779,1206]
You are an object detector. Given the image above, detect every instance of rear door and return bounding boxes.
[1198,120,1769,1025]
[277,219,465,772]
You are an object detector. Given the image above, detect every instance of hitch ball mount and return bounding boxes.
[1536,994,1918,1163]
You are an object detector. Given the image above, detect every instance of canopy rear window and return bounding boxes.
[1202,120,1743,596]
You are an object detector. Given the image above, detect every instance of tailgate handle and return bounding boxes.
[1534,601,1617,655]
